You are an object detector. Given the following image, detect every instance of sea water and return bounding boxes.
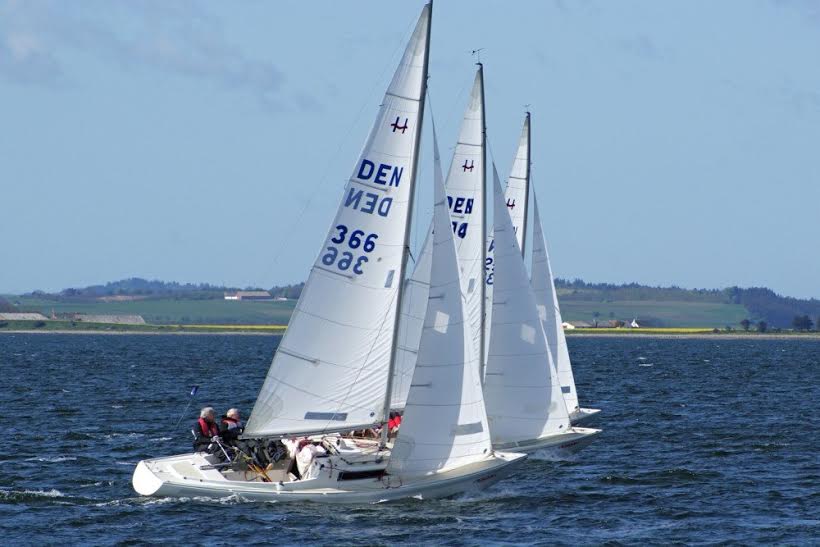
[0,334,817,544]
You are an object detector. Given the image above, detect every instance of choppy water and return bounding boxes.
[0,334,817,544]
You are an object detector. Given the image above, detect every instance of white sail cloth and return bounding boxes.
[388,127,492,477]
[483,165,571,445]
[483,114,530,366]
[246,5,430,437]
[391,68,485,408]
[530,194,579,414]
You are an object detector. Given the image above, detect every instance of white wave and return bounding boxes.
[0,488,66,498]
[150,437,173,442]
[25,456,78,463]
[639,363,654,367]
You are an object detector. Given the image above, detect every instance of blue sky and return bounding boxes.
[1,0,818,298]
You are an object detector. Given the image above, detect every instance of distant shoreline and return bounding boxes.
[2,329,819,340]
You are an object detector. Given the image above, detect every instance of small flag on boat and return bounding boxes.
[190,385,199,397]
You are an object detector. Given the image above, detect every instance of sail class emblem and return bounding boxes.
[462,160,474,172]
[391,117,409,133]
[506,198,516,209]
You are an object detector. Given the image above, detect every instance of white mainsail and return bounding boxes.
[531,193,580,414]
[245,5,431,438]
[483,114,530,367]
[391,66,486,407]
[387,127,492,477]
[483,165,571,445]
[503,113,531,253]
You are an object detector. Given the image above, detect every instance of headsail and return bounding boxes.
[387,126,492,477]
[531,194,579,413]
[391,66,486,406]
[483,165,570,445]
[245,5,431,438]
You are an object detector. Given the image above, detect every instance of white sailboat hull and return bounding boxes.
[493,426,600,458]
[569,407,601,426]
[133,450,526,503]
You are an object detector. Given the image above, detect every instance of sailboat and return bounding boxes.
[530,194,601,425]
[132,3,525,503]
[498,113,601,427]
[483,164,599,456]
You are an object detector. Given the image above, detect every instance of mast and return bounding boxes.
[520,111,531,258]
[478,62,488,383]
[381,0,432,448]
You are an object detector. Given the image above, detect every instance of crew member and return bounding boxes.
[219,408,244,445]
[192,406,220,452]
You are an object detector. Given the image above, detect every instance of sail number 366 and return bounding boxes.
[322,224,378,275]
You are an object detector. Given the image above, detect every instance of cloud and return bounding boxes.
[0,0,305,110]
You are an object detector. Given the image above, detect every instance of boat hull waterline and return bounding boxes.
[133,451,526,503]
[493,426,601,457]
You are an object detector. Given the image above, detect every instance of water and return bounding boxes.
[1,334,818,544]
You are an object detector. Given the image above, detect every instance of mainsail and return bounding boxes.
[245,5,431,438]
[387,127,492,476]
[483,113,529,368]
[391,66,486,407]
[483,165,570,445]
[503,113,531,253]
[531,194,579,414]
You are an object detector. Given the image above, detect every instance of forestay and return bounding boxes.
[387,127,492,477]
[245,6,431,438]
[531,194,579,414]
[483,165,571,445]
[392,67,485,406]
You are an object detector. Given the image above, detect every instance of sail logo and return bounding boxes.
[462,160,474,172]
[447,195,473,239]
[390,117,409,133]
[357,159,404,187]
[506,198,516,209]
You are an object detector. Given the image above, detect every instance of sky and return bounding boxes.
[1,0,818,298]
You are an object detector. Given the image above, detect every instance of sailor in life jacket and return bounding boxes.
[192,406,220,452]
[218,408,244,445]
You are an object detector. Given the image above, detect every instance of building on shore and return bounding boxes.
[0,312,49,321]
[72,314,146,325]
[223,290,273,301]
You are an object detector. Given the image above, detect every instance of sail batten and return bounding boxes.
[245,5,431,438]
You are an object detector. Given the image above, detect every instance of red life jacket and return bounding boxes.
[222,417,239,428]
[198,417,218,437]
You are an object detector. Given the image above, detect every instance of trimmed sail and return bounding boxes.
[387,127,492,477]
[446,69,486,364]
[531,194,579,413]
[391,227,432,409]
[391,68,485,407]
[245,5,430,438]
[483,114,529,366]
[483,165,570,445]
[503,113,530,252]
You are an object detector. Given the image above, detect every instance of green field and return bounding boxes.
[559,300,750,328]
[7,294,752,329]
[10,297,295,325]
